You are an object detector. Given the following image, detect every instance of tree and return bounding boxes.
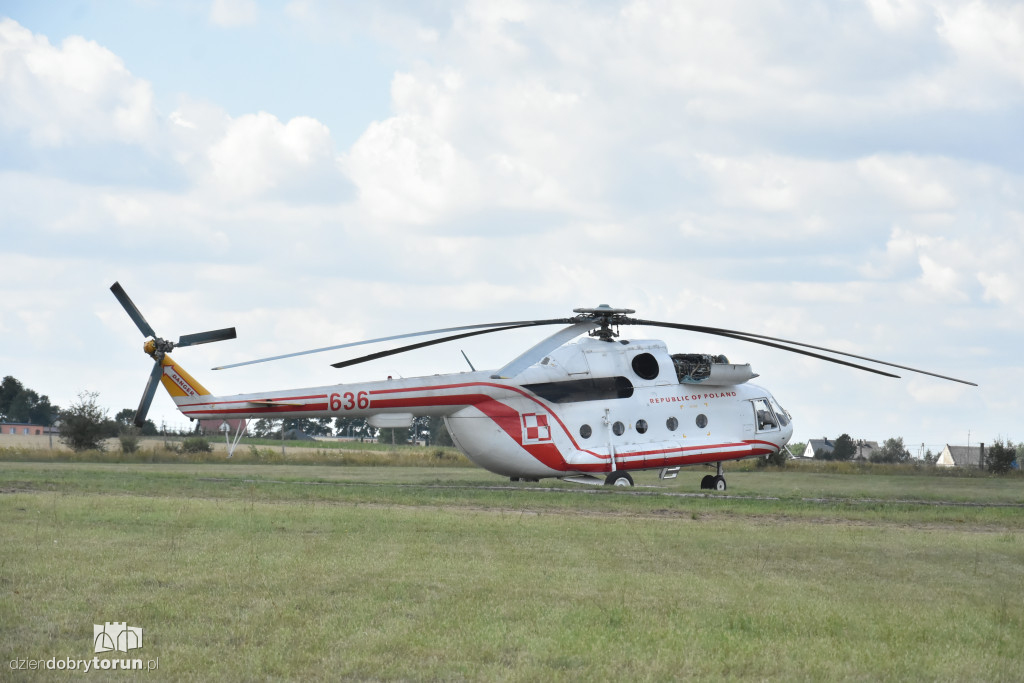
[377,426,409,445]
[0,376,21,416]
[832,434,856,461]
[251,418,278,438]
[114,408,135,427]
[871,437,911,464]
[986,439,1017,475]
[59,391,109,452]
[428,416,454,447]
[307,418,333,436]
[411,416,431,444]
[0,375,59,425]
[333,416,373,440]
[114,407,157,436]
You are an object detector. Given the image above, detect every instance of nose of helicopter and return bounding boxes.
[780,416,794,448]
[771,399,794,454]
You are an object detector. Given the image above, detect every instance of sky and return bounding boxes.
[1,0,1022,454]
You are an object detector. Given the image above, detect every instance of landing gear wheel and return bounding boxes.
[713,475,727,492]
[700,474,715,490]
[605,471,634,487]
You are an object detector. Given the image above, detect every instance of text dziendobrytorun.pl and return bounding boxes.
[9,657,159,672]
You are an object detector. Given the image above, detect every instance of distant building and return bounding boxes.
[0,422,55,436]
[936,444,985,468]
[806,438,879,460]
[806,438,833,459]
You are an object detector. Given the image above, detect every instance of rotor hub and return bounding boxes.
[143,337,175,360]
[572,304,637,341]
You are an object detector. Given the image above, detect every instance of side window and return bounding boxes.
[752,398,779,432]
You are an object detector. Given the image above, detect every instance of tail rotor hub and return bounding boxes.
[143,337,175,360]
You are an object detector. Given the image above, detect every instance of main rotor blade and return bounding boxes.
[110,282,156,338]
[178,327,237,348]
[628,319,977,386]
[628,319,901,379]
[215,318,572,370]
[134,361,163,427]
[491,322,599,378]
[330,324,548,369]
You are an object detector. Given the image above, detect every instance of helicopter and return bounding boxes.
[110,283,976,490]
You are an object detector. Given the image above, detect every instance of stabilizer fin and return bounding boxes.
[158,354,211,400]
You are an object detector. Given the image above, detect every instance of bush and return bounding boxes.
[986,440,1017,475]
[757,449,787,468]
[119,427,141,454]
[871,437,912,464]
[59,391,108,452]
[181,436,212,453]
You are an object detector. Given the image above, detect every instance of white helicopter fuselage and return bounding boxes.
[169,337,793,479]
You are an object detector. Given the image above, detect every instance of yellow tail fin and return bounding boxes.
[158,354,211,400]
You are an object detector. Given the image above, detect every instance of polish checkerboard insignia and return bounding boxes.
[521,413,551,443]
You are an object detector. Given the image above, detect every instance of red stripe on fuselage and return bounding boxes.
[177,380,780,473]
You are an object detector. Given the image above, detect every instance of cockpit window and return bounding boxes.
[770,398,790,427]
[752,398,779,432]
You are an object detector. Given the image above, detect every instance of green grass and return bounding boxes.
[2,462,1023,681]
[233,437,415,451]
[0,439,471,467]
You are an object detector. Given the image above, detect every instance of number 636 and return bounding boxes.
[329,391,369,411]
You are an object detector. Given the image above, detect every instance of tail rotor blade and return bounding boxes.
[178,327,237,348]
[111,282,156,338]
[135,361,163,427]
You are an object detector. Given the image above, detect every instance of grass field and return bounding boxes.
[2,460,1023,681]
[0,435,473,468]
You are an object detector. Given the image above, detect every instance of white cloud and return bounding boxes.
[341,71,482,224]
[905,376,969,404]
[918,253,967,300]
[860,226,921,279]
[205,112,336,198]
[864,0,930,31]
[937,0,1024,85]
[3,3,1024,446]
[978,271,1022,307]
[856,155,957,211]
[0,18,157,147]
[209,0,259,27]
